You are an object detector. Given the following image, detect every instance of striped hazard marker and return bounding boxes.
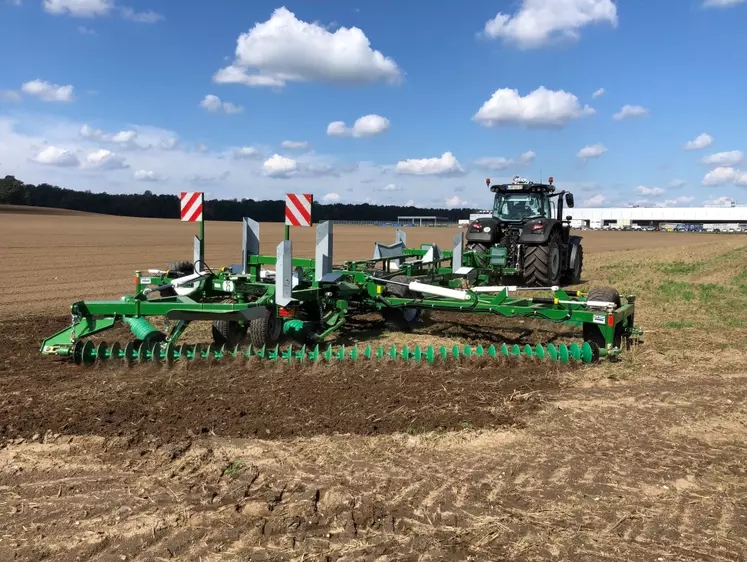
[285,193,312,226]
[180,191,203,222]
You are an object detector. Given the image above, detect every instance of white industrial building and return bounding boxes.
[470,204,747,231]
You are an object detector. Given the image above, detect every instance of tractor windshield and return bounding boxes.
[492,192,551,222]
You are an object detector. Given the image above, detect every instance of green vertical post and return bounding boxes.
[284,224,290,241]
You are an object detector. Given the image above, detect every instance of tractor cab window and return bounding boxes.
[492,193,551,222]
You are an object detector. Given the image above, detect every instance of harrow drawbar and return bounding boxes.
[67,339,604,366]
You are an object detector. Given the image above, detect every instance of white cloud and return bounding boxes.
[663,196,695,206]
[322,192,341,203]
[577,143,607,160]
[77,25,97,35]
[473,86,595,128]
[262,154,297,178]
[32,146,79,167]
[213,7,401,89]
[200,94,244,114]
[327,114,390,138]
[475,150,536,170]
[702,166,741,186]
[668,179,687,189]
[635,185,665,196]
[1,90,21,102]
[683,133,713,150]
[445,195,468,208]
[42,0,162,22]
[83,148,128,170]
[482,0,617,49]
[259,153,338,179]
[233,146,262,159]
[612,104,649,120]
[21,79,74,102]
[280,140,310,150]
[405,199,415,206]
[395,152,465,176]
[379,183,402,192]
[583,194,609,207]
[43,0,113,17]
[704,196,737,206]
[703,0,747,7]
[77,123,179,151]
[119,6,162,23]
[592,88,605,98]
[134,169,166,182]
[701,150,744,167]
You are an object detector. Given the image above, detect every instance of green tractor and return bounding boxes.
[465,176,583,287]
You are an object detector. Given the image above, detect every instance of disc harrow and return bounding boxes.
[40,215,642,366]
[69,339,601,366]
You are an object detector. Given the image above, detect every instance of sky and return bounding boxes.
[1,0,747,211]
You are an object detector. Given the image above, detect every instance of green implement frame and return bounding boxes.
[40,218,641,366]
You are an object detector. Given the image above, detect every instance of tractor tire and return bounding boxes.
[381,275,422,332]
[582,286,623,349]
[562,244,584,284]
[248,308,283,348]
[465,242,490,268]
[211,319,248,348]
[523,232,562,287]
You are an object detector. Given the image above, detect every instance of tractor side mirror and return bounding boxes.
[565,215,572,221]
[565,193,575,208]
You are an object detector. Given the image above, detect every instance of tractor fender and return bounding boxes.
[568,235,583,268]
[518,219,560,245]
[465,217,500,244]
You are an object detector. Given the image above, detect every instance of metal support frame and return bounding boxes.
[315,220,333,282]
[241,217,260,274]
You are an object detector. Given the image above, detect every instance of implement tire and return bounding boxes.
[249,309,282,348]
[582,286,623,349]
[523,232,562,287]
[381,275,421,332]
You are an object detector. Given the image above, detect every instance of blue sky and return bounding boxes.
[1,0,747,210]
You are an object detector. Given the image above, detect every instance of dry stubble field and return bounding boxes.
[1,205,747,561]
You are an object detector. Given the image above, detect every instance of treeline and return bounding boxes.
[0,175,476,222]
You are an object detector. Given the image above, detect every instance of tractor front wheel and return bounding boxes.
[523,232,562,286]
[562,244,584,285]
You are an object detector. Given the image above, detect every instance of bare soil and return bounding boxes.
[1,207,747,561]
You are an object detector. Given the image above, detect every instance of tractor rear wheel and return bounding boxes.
[465,242,490,268]
[381,275,422,331]
[523,232,562,286]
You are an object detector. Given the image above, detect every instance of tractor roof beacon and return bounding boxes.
[464,175,584,288]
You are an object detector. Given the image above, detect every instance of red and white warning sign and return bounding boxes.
[180,191,203,222]
[285,193,312,226]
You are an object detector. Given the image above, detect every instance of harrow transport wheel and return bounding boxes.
[582,286,623,350]
[381,275,422,332]
[465,242,490,268]
[523,232,562,287]
[212,320,247,348]
[249,309,282,348]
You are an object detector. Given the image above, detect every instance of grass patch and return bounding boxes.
[659,261,701,275]
[664,320,695,329]
[656,280,695,301]
[222,459,246,478]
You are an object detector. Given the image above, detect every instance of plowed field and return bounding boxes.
[2,205,747,561]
